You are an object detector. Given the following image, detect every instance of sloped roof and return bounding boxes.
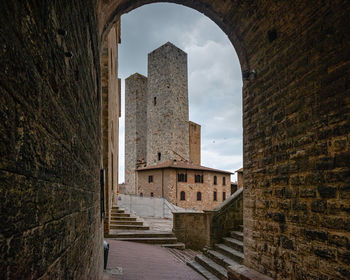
[137,160,233,174]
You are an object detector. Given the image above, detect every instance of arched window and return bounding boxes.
[197,192,202,201]
[178,173,187,182]
[195,174,203,183]
[214,176,217,185]
[180,191,185,201]
[213,190,217,201]
[140,193,143,197]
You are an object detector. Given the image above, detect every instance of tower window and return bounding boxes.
[214,176,217,185]
[154,97,157,105]
[148,175,153,183]
[214,191,217,201]
[158,152,161,161]
[223,192,226,201]
[180,191,186,201]
[223,177,226,185]
[140,193,143,197]
[151,192,154,197]
[197,192,202,201]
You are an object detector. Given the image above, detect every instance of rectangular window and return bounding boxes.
[214,176,217,185]
[154,97,157,105]
[178,173,187,182]
[195,174,204,183]
[148,175,153,183]
[158,152,161,161]
[223,192,226,201]
[223,177,226,185]
[214,191,217,201]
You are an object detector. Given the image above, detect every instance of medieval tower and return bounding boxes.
[124,42,200,194]
[124,73,148,194]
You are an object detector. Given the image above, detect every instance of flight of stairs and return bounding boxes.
[188,226,244,280]
[107,206,185,249]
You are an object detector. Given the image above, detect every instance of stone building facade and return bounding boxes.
[137,160,231,211]
[189,121,201,165]
[101,22,121,235]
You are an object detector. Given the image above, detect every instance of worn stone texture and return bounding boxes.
[0,1,103,279]
[147,42,190,164]
[189,121,201,165]
[124,73,148,194]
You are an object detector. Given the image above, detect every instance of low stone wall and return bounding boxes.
[173,212,212,250]
[173,188,243,250]
[211,188,243,245]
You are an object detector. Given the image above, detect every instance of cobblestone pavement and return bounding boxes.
[103,239,205,280]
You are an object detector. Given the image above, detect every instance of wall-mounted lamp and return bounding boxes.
[242,69,257,80]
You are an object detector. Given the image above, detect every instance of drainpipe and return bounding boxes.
[175,170,178,206]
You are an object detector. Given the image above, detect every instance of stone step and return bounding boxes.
[110,213,130,217]
[110,220,143,225]
[222,237,243,253]
[111,206,119,210]
[195,254,227,280]
[114,237,178,244]
[230,231,243,242]
[110,224,150,230]
[111,209,125,214]
[161,243,185,250]
[107,231,174,239]
[187,261,221,280]
[110,217,137,221]
[214,244,244,264]
[204,248,239,269]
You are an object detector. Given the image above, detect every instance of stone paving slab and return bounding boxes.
[103,239,205,280]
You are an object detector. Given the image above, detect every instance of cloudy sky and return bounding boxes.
[118,3,243,183]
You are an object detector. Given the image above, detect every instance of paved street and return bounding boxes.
[103,240,205,280]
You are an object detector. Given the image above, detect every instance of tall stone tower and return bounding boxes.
[146,42,190,165]
[124,73,148,194]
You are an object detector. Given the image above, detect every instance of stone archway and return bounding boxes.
[0,1,348,279]
[99,1,350,279]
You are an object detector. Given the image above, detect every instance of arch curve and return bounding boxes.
[98,0,250,71]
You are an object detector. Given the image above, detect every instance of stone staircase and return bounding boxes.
[107,206,185,249]
[188,226,244,280]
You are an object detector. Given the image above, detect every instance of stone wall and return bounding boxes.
[0,1,103,278]
[189,121,201,165]
[173,212,212,250]
[101,22,121,235]
[124,73,148,194]
[147,42,189,164]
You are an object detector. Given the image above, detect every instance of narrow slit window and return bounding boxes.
[197,192,202,201]
[158,152,161,161]
[151,192,154,197]
[214,176,217,185]
[154,97,157,106]
[223,177,226,185]
[223,192,226,201]
[214,191,217,201]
